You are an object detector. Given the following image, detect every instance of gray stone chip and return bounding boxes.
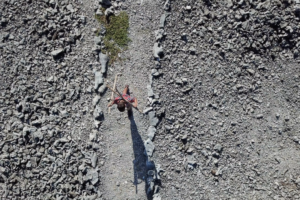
[51,49,64,57]
[147,126,157,141]
[147,85,154,97]
[149,111,159,127]
[93,105,103,121]
[94,71,104,90]
[93,95,101,107]
[99,53,109,74]
[145,138,155,157]
[91,153,97,168]
[98,83,107,94]
[159,14,166,28]
[94,36,102,45]
[214,144,223,153]
[153,43,164,58]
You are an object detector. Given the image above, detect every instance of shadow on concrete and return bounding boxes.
[129,115,153,200]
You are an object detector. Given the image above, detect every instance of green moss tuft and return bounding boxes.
[95,11,130,64]
[106,12,130,47]
[102,39,122,64]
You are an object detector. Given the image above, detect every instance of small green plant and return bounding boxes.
[95,11,130,65]
[102,39,122,64]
